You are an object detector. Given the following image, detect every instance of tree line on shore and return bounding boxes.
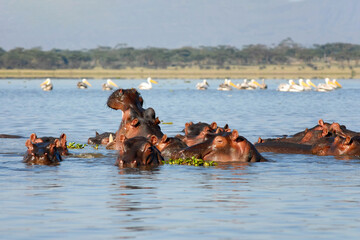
[0,38,359,70]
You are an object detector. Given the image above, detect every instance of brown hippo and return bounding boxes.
[107,89,163,149]
[24,139,62,165]
[257,119,332,145]
[29,133,69,156]
[176,130,267,162]
[329,122,360,138]
[0,134,23,138]
[88,132,115,145]
[155,134,189,160]
[311,135,360,157]
[176,121,230,146]
[115,134,164,168]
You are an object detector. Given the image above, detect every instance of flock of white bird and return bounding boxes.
[277,78,342,92]
[40,77,159,91]
[40,77,342,92]
[196,79,268,91]
[196,78,342,92]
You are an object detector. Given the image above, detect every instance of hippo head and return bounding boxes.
[330,135,360,156]
[200,130,266,162]
[24,139,62,165]
[88,132,115,145]
[312,135,360,157]
[107,88,144,114]
[116,135,164,168]
[182,121,218,146]
[29,133,69,156]
[156,134,188,159]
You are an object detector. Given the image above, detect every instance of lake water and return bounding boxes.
[1,78,359,239]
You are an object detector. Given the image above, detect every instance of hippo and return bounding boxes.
[329,122,360,138]
[30,133,69,156]
[176,121,230,146]
[0,134,23,138]
[257,119,332,145]
[255,141,313,154]
[156,134,189,160]
[115,134,164,168]
[88,132,115,145]
[107,89,163,149]
[176,130,267,162]
[23,139,62,165]
[311,135,360,157]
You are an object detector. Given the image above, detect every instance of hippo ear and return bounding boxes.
[95,132,99,136]
[30,133,37,143]
[258,137,263,143]
[155,117,160,125]
[130,118,139,126]
[231,130,239,141]
[25,139,34,150]
[60,133,67,147]
[321,128,329,137]
[201,126,210,136]
[161,134,168,143]
[210,122,217,130]
[150,135,158,145]
[344,136,352,145]
[318,119,324,126]
[185,122,192,135]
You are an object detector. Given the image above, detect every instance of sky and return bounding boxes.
[0,0,359,50]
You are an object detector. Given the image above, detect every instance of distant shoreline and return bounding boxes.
[0,66,357,79]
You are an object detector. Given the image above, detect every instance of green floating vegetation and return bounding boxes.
[163,156,217,167]
[160,120,173,125]
[67,142,87,149]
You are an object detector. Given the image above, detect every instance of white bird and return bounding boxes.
[305,79,317,90]
[217,79,236,91]
[77,79,92,89]
[40,78,53,91]
[258,79,268,89]
[317,78,335,92]
[278,79,305,92]
[331,79,342,88]
[235,79,250,89]
[248,79,265,90]
[196,79,209,90]
[102,79,118,91]
[138,77,158,90]
[299,79,312,91]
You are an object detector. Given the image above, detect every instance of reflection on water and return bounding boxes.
[0,79,360,239]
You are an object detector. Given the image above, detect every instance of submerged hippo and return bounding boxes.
[176,121,230,147]
[257,119,332,145]
[30,133,69,156]
[115,134,164,168]
[24,139,62,165]
[312,135,360,157]
[88,132,115,145]
[156,134,189,160]
[177,130,267,162]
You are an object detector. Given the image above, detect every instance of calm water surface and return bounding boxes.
[1,78,360,239]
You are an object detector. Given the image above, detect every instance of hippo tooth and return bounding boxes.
[109,134,114,143]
